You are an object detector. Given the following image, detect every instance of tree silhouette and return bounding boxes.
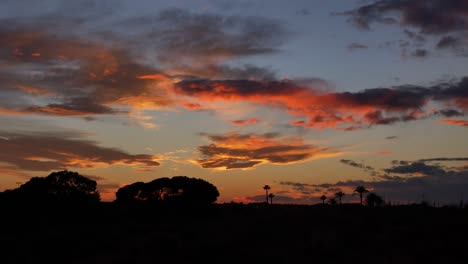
[263,185,271,203]
[115,182,146,202]
[115,176,219,205]
[320,194,327,205]
[335,191,345,204]
[4,170,99,204]
[365,192,384,207]
[328,197,338,205]
[354,186,369,205]
[268,193,275,204]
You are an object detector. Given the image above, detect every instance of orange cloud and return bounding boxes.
[230,118,259,126]
[439,119,468,127]
[195,132,340,169]
[174,79,437,130]
[180,102,206,110]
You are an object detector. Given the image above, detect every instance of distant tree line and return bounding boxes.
[317,186,385,207]
[0,171,455,209]
[0,170,219,207]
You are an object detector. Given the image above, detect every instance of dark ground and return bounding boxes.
[1,203,467,264]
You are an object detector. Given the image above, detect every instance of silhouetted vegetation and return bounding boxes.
[320,194,327,205]
[1,174,468,263]
[365,192,385,207]
[268,193,275,204]
[115,176,219,206]
[335,191,345,204]
[0,170,99,206]
[263,184,271,203]
[354,186,369,205]
[328,197,338,205]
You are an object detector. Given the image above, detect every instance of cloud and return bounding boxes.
[340,0,468,56]
[0,131,160,172]
[340,159,377,176]
[146,8,287,61]
[403,29,426,43]
[434,35,468,56]
[436,35,465,49]
[119,9,287,80]
[279,181,322,195]
[434,109,464,117]
[342,0,468,34]
[0,29,174,119]
[420,157,468,162]
[194,132,338,169]
[230,118,259,126]
[384,161,447,175]
[411,49,430,58]
[0,7,289,124]
[439,119,468,127]
[347,42,369,51]
[174,77,468,130]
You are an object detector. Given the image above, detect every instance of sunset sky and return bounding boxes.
[1,0,467,204]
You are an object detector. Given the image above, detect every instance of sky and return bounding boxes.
[1,0,467,204]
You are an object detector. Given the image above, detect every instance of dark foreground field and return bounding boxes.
[1,203,467,264]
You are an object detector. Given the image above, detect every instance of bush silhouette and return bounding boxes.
[115,176,219,205]
[2,170,99,205]
[365,192,384,207]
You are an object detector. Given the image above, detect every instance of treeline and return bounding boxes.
[0,170,219,207]
[0,170,463,208]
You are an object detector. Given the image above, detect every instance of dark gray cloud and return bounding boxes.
[120,8,288,66]
[420,157,468,162]
[384,161,447,175]
[436,35,468,56]
[156,8,286,57]
[411,49,429,58]
[340,0,468,56]
[279,181,321,195]
[0,131,160,172]
[340,159,377,176]
[342,0,468,34]
[434,109,464,117]
[403,30,426,43]
[348,42,369,51]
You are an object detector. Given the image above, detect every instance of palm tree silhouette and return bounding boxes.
[320,194,327,205]
[354,186,369,205]
[263,185,271,203]
[268,193,275,205]
[335,191,345,204]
